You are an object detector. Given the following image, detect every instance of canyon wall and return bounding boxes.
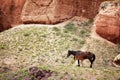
[0,0,109,31]
[21,0,76,24]
[95,1,120,44]
[0,0,26,31]
[76,0,109,19]
[21,0,109,24]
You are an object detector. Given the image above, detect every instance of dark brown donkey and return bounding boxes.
[67,50,96,68]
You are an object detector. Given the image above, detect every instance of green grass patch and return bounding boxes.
[63,22,77,33]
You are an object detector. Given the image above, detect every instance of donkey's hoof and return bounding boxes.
[90,66,92,68]
[77,65,80,67]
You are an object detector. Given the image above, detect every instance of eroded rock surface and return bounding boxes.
[0,0,114,31]
[21,0,108,24]
[76,0,108,19]
[95,1,120,44]
[0,0,26,31]
[21,0,76,24]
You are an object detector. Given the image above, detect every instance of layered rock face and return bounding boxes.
[0,0,26,31]
[95,1,120,44]
[21,0,108,24]
[21,0,76,24]
[0,0,113,31]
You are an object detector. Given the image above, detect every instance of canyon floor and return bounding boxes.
[0,18,120,80]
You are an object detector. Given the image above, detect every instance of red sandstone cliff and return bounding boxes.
[76,0,109,19]
[21,0,76,24]
[0,0,113,32]
[95,1,120,44]
[21,0,108,24]
[0,0,26,31]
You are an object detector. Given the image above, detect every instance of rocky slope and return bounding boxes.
[95,1,120,44]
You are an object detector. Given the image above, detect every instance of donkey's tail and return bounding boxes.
[92,54,96,62]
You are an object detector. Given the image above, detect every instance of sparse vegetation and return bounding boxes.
[0,20,119,80]
[77,19,93,26]
[0,43,7,49]
[63,22,77,33]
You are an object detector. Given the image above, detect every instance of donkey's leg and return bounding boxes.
[78,60,80,67]
[90,54,95,68]
[89,59,93,68]
[90,63,93,68]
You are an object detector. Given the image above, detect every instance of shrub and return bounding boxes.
[0,43,7,49]
[64,22,77,33]
[52,27,60,32]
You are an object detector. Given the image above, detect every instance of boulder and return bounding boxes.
[95,1,120,44]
